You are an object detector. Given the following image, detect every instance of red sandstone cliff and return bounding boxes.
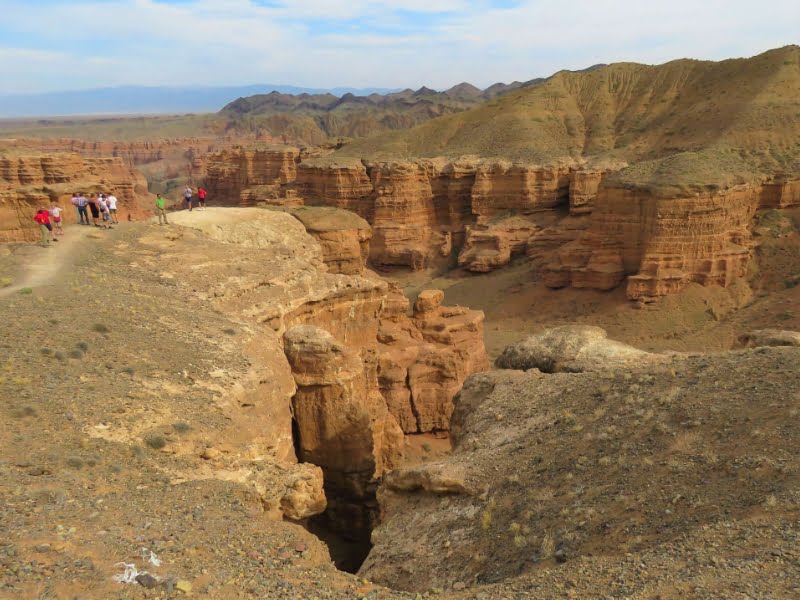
[0,152,148,242]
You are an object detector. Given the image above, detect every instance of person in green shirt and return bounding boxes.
[154,194,168,225]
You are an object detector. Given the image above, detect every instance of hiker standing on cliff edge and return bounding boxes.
[154,194,168,225]
[184,186,193,211]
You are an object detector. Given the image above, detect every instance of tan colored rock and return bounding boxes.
[545,185,762,301]
[368,161,440,269]
[414,289,444,314]
[287,206,372,274]
[495,325,658,373]
[569,168,605,215]
[736,329,800,348]
[458,216,541,272]
[204,146,300,206]
[296,160,374,219]
[471,161,572,221]
[283,325,403,483]
[382,463,469,494]
[376,286,490,433]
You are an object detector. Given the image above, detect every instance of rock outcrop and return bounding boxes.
[736,329,800,348]
[495,325,659,373]
[286,206,372,275]
[378,288,490,433]
[543,183,800,301]
[362,346,800,593]
[205,154,591,271]
[162,208,488,546]
[0,152,148,242]
[204,147,300,207]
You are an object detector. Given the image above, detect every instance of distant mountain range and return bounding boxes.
[0,84,404,118]
[218,81,544,144]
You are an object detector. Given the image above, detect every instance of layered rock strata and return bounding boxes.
[164,208,488,540]
[204,147,300,206]
[544,183,800,301]
[286,206,372,275]
[0,152,148,242]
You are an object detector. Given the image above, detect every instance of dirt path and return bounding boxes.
[0,225,98,298]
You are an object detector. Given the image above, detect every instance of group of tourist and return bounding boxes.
[33,185,211,244]
[71,192,120,229]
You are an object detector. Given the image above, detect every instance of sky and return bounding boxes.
[1,0,799,94]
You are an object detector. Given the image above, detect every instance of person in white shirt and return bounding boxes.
[106,193,119,224]
[49,202,64,236]
[184,186,193,212]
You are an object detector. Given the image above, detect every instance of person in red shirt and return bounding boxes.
[197,187,207,211]
[34,209,57,247]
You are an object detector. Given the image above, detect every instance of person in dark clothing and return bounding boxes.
[88,194,100,226]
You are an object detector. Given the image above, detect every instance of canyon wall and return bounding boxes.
[163,207,488,559]
[0,152,148,242]
[202,146,800,302]
[544,182,800,301]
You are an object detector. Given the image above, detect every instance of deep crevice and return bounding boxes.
[291,414,377,574]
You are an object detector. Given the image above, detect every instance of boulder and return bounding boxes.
[495,325,655,373]
[736,329,800,348]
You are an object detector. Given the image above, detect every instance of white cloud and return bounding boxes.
[0,0,798,92]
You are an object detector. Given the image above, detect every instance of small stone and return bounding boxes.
[176,579,193,593]
[555,548,568,563]
[292,541,306,553]
[201,448,221,460]
[33,544,51,553]
[452,581,466,590]
[136,573,159,588]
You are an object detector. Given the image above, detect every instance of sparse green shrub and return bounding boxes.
[91,323,110,334]
[66,457,84,469]
[54,351,66,361]
[421,442,432,453]
[121,366,135,376]
[68,349,84,360]
[75,341,89,352]
[173,422,191,434]
[223,328,237,336]
[144,434,167,450]
[40,348,52,356]
[18,288,33,295]
[0,276,12,287]
[11,406,37,418]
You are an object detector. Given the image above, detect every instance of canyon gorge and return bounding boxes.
[3,45,800,599]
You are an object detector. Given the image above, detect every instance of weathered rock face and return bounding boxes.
[459,216,542,272]
[736,329,800,348]
[286,206,372,275]
[495,325,660,373]
[164,208,489,539]
[569,169,605,215]
[545,185,775,301]
[368,161,442,269]
[377,287,490,433]
[284,325,404,495]
[471,162,572,220]
[0,152,148,243]
[204,147,300,206]
[203,152,600,272]
[296,161,375,220]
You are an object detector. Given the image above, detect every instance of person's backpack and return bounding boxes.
[34,211,48,225]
